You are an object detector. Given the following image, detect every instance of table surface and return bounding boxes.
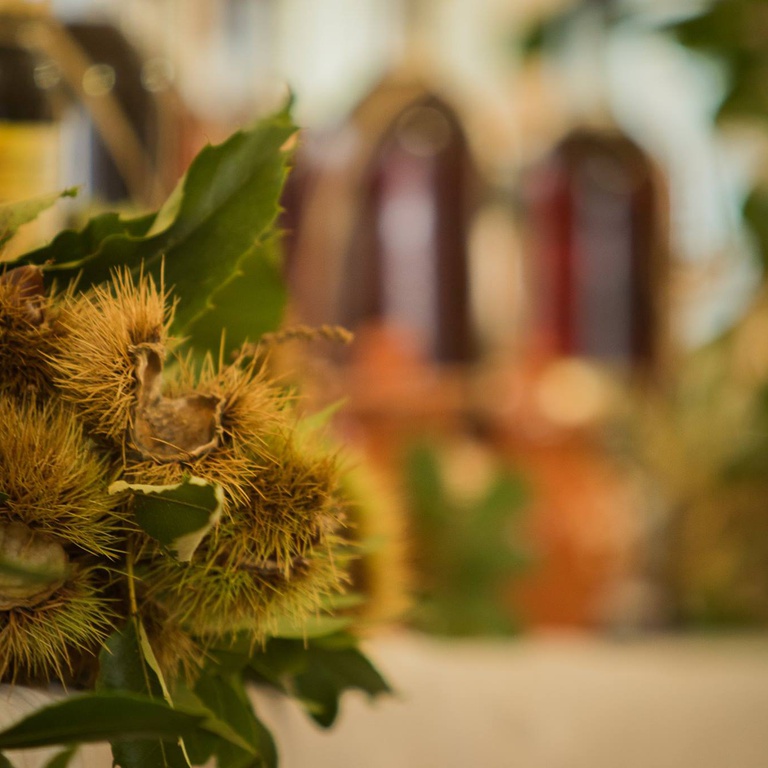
[2,631,768,768]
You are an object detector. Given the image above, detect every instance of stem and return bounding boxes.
[126,542,139,617]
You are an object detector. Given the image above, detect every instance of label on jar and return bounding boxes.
[0,120,60,259]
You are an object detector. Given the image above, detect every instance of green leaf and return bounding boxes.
[248,636,391,730]
[0,694,207,751]
[183,235,287,360]
[150,110,294,335]
[146,179,183,238]
[43,746,78,768]
[203,645,253,678]
[111,741,189,768]
[135,620,176,703]
[0,188,77,253]
[182,674,276,768]
[0,753,13,767]
[109,477,223,562]
[98,620,259,767]
[24,108,296,351]
[247,640,307,691]
[99,619,165,699]
[293,645,390,729]
[22,210,156,270]
[98,619,191,768]
[170,683,257,761]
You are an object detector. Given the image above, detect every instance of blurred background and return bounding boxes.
[3,0,768,764]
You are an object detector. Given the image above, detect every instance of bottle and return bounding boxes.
[61,18,161,204]
[49,0,180,208]
[0,0,62,254]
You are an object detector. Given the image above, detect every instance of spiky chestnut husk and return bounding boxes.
[132,395,346,560]
[139,531,349,643]
[125,356,289,509]
[0,266,62,398]
[339,461,412,626]
[204,356,291,451]
[230,433,345,571]
[0,564,116,684]
[137,439,349,643]
[126,355,351,642]
[0,395,120,557]
[48,270,171,445]
[130,427,343,565]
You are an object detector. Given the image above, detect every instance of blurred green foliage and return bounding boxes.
[403,442,530,636]
[669,1,768,272]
